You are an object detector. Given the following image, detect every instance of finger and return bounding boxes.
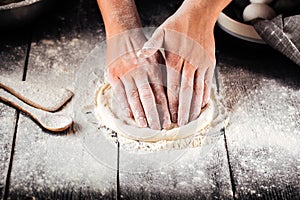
[138,28,164,59]
[121,75,148,128]
[148,64,171,129]
[165,52,183,123]
[107,66,119,88]
[178,62,196,126]
[202,66,215,108]
[189,69,205,121]
[135,69,161,130]
[112,80,133,118]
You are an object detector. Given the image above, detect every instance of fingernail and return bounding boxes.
[137,48,153,59]
[172,113,178,123]
[162,116,172,129]
[137,117,147,128]
[190,114,196,121]
[151,122,161,130]
[163,120,172,130]
[179,119,187,127]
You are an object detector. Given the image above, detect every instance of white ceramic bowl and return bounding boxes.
[217,12,265,44]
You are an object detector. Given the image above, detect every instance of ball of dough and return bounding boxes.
[250,0,273,4]
[95,83,226,142]
[243,3,277,22]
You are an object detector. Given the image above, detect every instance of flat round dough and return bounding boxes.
[95,83,226,142]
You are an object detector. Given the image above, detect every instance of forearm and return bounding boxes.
[97,0,142,38]
[179,0,232,24]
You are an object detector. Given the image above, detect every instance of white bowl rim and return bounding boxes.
[217,12,265,44]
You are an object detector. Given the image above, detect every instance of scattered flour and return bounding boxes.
[220,64,300,196]
[95,82,227,152]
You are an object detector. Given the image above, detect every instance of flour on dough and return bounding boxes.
[95,82,227,150]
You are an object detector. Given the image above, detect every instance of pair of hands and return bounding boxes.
[106,3,216,130]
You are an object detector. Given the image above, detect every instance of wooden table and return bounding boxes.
[1,0,299,199]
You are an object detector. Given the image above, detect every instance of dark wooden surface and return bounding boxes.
[1,0,118,199]
[0,31,29,199]
[215,29,300,199]
[0,0,299,199]
[119,138,233,199]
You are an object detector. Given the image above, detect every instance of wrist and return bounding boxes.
[105,22,142,39]
[97,0,143,38]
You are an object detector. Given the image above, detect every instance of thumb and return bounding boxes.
[137,28,165,59]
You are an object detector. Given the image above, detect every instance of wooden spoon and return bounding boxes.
[0,75,73,112]
[0,88,73,132]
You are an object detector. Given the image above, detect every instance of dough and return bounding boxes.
[95,83,227,143]
[243,3,276,22]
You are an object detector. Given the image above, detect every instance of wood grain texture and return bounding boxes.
[118,136,233,199]
[8,117,117,199]
[7,0,117,198]
[216,34,300,199]
[25,0,104,87]
[0,31,28,199]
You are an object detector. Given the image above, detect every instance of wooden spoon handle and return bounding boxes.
[0,75,73,112]
[0,88,72,132]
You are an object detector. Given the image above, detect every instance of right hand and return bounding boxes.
[138,5,216,126]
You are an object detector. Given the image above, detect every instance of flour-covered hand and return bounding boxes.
[106,30,171,130]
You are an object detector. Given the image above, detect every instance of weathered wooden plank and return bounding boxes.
[0,32,28,199]
[9,116,117,199]
[217,39,300,199]
[7,0,118,198]
[118,136,233,199]
[24,0,104,88]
